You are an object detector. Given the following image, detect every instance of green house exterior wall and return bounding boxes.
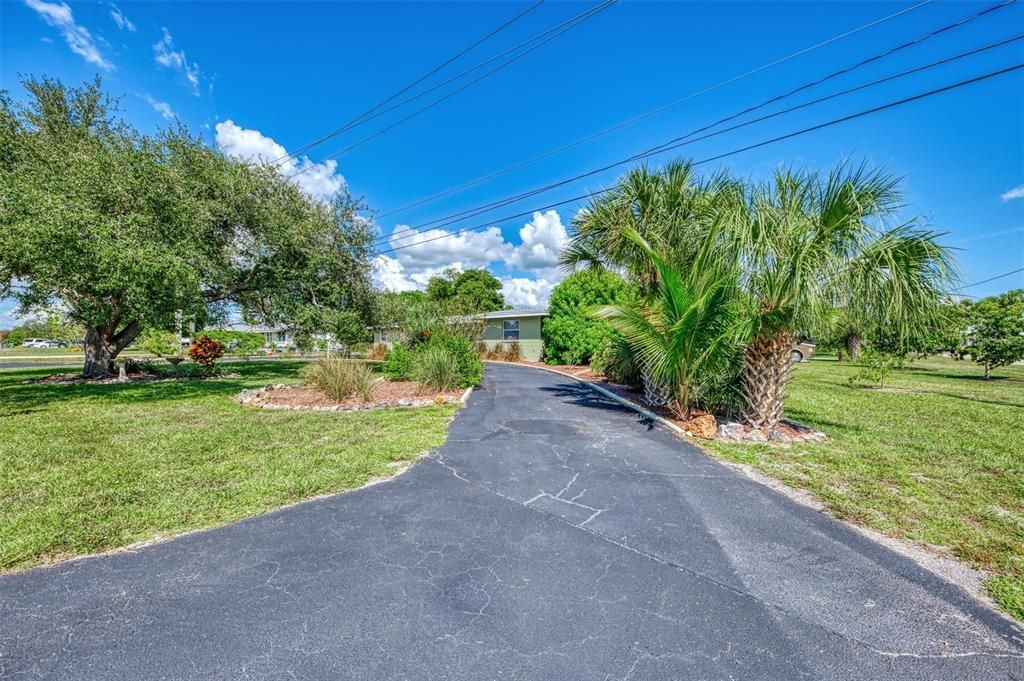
[371,315,546,361]
[483,316,543,361]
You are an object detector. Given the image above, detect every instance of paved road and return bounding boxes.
[1,363,1022,679]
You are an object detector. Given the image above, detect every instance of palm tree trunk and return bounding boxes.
[642,369,671,408]
[845,331,862,363]
[740,328,792,430]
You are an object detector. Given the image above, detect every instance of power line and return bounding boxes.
[288,0,616,180]
[955,266,1024,290]
[378,0,1015,243]
[372,63,1023,258]
[375,0,938,220]
[382,31,1022,243]
[268,1,545,166]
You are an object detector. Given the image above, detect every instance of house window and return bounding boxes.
[502,320,520,341]
[277,331,287,342]
[379,331,389,343]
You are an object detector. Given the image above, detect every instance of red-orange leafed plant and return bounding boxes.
[189,336,226,371]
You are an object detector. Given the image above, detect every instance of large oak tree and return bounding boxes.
[0,77,374,377]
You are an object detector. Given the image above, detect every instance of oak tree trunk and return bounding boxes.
[845,331,862,363]
[740,328,793,431]
[82,321,142,379]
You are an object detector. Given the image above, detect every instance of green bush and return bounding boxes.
[198,331,265,358]
[302,358,377,401]
[138,329,182,358]
[413,344,461,391]
[383,344,414,380]
[543,269,634,365]
[849,348,907,388]
[427,334,483,388]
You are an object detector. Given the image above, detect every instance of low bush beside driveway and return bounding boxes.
[0,361,457,572]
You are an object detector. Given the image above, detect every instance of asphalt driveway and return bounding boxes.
[1,363,1022,679]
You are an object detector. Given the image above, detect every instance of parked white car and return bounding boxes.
[22,338,61,349]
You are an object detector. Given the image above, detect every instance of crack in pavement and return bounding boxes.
[426,451,1024,663]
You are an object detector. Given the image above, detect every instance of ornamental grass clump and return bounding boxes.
[302,357,377,402]
[412,344,461,392]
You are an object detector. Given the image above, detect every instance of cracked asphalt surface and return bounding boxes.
[2,362,1023,679]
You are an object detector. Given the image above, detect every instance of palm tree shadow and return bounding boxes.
[538,381,660,432]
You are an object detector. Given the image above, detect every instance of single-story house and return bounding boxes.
[371,307,549,361]
[478,308,547,361]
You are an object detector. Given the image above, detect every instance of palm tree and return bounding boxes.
[591,227,745,420]
[727,162,957,430]
[561,160,742,293]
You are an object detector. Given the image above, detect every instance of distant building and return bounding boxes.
[372,307,549,362]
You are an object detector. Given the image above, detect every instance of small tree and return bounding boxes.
[592,228,745,420]
[963,290,1024,379]
[425,268,505,313]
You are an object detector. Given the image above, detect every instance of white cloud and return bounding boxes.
[1001,184,1024,202]
[25,0,112,70]
[141,93,175,121]
[372,256,418,292]
[509,210,569,271]
[500,277,560,307]
[385,225,512,271]
[153,28,200,94]
[215,120,346,202]
[108,3,135,31]
[372,210,570,305]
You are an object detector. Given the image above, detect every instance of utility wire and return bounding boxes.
[954,266,1024,290]
[372,63,1023,258]
[288,0,616,180]
[376,0,938,220]
[382,32,1022,242]
[268,1,544,166]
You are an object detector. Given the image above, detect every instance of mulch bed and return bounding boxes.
[237,381,465,412]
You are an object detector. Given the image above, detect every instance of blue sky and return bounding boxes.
[2,0,1022,321]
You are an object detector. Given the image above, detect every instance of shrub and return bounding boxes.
[188,336,225,372]
[413,344,461,392]
[199,331,265,359]
[302,358,377,401]
[383,344,413,380]
[849,348,906,388]
[138,329,182,358]
[427,334,483,387]
[369,342,389,360]
[502,341,522,362]
[543,269,634,365]
[488,341,521,362]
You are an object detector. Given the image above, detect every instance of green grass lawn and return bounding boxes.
[0,361,457,572]
[708,356,1024,620]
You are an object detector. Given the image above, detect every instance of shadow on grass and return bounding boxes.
[0,361,311,415]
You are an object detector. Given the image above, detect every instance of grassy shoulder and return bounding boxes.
[707,357,1024,620]
[0,361,458,572]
